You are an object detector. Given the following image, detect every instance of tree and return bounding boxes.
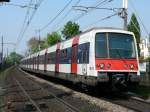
[47,32,61,46]
[4,52,23,67]
[128,13,141,57]
[40,38,49,50]
[61,21,80,39]
[27,37,39,53]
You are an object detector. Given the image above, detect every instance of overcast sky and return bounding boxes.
[0,0,149,56]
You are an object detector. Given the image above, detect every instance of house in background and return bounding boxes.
[139,38,150,86]
[139,38,150,59]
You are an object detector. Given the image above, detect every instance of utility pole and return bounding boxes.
[7,48,8,58]
[122,0,128,30]
[1,36,3,69]
[38,29,41,51]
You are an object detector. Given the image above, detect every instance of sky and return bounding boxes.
[0,0,149,56]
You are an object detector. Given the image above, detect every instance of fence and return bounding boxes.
[139,62,150,87]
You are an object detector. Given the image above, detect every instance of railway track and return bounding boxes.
[15,72,81,112]
[20,68,150,112]
[107,94,150,112]
[14,78,43,112]
[95,89,150,112]
[3,67,104,112]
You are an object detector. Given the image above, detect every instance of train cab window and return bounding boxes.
[95,33,107,58]
[109,33,136,59]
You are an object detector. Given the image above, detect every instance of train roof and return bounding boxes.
[81,27,133,35]
[22,27,134,61]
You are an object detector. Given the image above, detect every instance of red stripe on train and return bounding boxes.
[55,43,61,73]
[71,36,80,74]
[95,58,138,71]
[44,48,48,71]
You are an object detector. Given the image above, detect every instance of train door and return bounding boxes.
[71,45,78,74]
[44,49,48,71]
[33,58,34,70]
[55,49,60,73]
[37,55,39,70]
[55,43,61,73]
[81,44,89,75]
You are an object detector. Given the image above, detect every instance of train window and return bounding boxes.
[78,43,89,63]
[47,53,50,64]
[109,33,136,59]
[39,56,42,64]
[42,55,45,64]
[48,52,56,64]
[60,49,68,63]
[95,33,107,58]
[67,48,71,63]
[44,53,48,64]
[55,50,59,64]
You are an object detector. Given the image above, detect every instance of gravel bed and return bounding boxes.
[21,68,134,112]
[2,67,108,112]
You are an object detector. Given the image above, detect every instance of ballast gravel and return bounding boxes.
[21,69,135,112]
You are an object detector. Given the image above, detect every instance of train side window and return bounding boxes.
[60,49,67,63]
[78,43,89,63]
[42,55,45,64]
[95,33,107,58]
[47,53,50,64]
[49,52,56,64]
[68,48,71,63]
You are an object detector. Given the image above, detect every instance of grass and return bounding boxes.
[0,67,12,112]
[129,85,150,99]
[0,71,5,112]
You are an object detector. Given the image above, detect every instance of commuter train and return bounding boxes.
[20,27,140,90]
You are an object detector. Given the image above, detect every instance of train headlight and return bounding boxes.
[124,64,128,68]
[100,63,105,69]
[107,63,111,68]
[130,64,134,69]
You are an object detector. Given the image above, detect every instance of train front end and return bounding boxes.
[94,30,139,89]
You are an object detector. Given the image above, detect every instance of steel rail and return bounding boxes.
[14,78,43,112]
[19,68,150,112]
[100,92,150,112]
[19,68,81,112]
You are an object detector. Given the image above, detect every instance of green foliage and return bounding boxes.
[4,52,23,68]
[61,21,80,39]
[128,13,141,56]
[7,52,23,63]
[27,37,49,53]
[27,37,39,53]
[40,39,49,50]
[130,86,150,99]
[47,32,61,46]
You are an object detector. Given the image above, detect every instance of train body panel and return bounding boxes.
[20,28,140,87]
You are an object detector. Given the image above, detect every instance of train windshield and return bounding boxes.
[95,32,136,59]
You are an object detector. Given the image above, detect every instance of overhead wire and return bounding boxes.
[82,12,119,30]
[129,0,149,36]
[130,18,141,36]
[16,0,33,48]
[40,0,73,32]
[71,0,114,22]
[52,0,81,32]
[56,0,114,33]
[15,0,44,50]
